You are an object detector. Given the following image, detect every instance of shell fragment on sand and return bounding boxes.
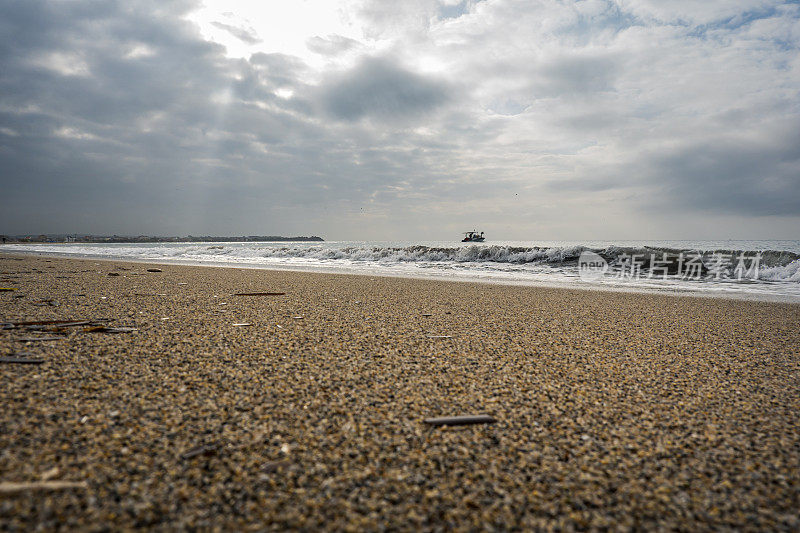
[261,460,290,473]
[424,415,496,426]
[427,335,452,339]
[232,323,252,327]
[146,268,162,273]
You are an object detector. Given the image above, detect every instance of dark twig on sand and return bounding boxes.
[180,443,220,460]
[424,415,496,426]
[234,292,286,296]
[0,356,45,365]
[83,326,137,333]
[2,319,111,328]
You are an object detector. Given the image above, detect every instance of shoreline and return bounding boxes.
[2,254,799,530]
[3,249,799,305]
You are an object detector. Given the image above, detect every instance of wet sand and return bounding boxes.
[1,253,799,530]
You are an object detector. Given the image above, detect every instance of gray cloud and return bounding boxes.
[317,57,451,122]
[648,129,800,216]
[306,34,361,56]
[210,21,261,44]
[533,53,620,96]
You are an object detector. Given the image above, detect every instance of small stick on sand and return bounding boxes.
[3,319,110,327]
[181,443,219,460]
[83,326,138,333]
[0,481,88,493]
[424,415,496,426]
[0,356,45,364]
[234,292,286,296]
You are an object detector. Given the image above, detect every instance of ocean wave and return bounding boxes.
[3,243,799,283]
[759,259,800,282]
[174,244,800,281]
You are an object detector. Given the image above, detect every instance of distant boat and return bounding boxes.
[462,230,485,242]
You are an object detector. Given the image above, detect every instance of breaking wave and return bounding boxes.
[3,242,799,284]
[171,244,800,282]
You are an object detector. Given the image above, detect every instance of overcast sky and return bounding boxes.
[1,0,798,240]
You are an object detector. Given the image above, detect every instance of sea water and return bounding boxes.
[2,240,800,302]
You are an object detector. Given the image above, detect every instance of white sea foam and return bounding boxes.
[760,259,800,282]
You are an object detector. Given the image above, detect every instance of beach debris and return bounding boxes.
[107,272,120,276]
[424,415,496,427]
[422,313,433,317]
[0,287,16,291]
[427,335,452,339]
[16,337,63,342]
[1,319,112,331]
[234,292,286,296]
[232,323,252,327]
[146,268,162,273]
[261,460,290,473]
[292,316,303,320]
[180,442,219,460]
[0,356,45,364]
[83,326,138,333]
[0,480,88,494]
[40,466,60,481]
[177,282,188,285]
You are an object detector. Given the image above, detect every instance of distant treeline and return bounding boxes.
[1,235,324,243]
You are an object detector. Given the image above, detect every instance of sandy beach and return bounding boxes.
[1,253,799,530]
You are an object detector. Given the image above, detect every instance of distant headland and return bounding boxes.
[0,234,324,243]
